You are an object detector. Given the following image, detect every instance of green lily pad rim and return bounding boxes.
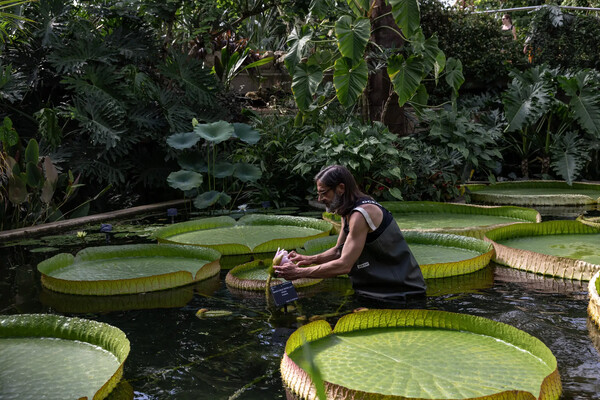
[153,214,333,255]
[578,214,600,229]
[37,243,221,295]
[0,313,130,400]
[589,272,600,328]
[464,180,600,205]
[226,259,322,291]
[282,309,561,400]
[484,220,600,281]
[404,231,495,279]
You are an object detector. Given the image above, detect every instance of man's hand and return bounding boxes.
[287,251,313,266]
[273,261,307,281]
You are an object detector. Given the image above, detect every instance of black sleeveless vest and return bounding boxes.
[343,199,426,300]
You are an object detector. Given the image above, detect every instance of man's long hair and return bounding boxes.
[314,165,372,216]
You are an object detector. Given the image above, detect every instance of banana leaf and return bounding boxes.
[153,214,332,255]
[465,181,600,206]
[281,309,561,400]
[0,314,129,400]
[382,201,541,238]
[38,244,221,295]
[589,272,600,329]
[485,220,600,280]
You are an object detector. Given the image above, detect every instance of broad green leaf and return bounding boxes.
[25,138,39,164]
[346,0,371,16]
[410,84,429,114]
[167,131,201,150]
[292,63,324,111]
[194,120,234,144]
[154,214,332,255]
[233,162,262,182]
[388,54,423,107]
[434,50,446,84]
[486,220,600,280]
[388,0,420,37]
[232,123,260,144]
[213,161,234,178]
[40,179,55,204]
[285,26,312,73]
[444,57,464,96]
[194,190,227,209]
[178,153,207,172]
[0,314,130,400]
[0,117,18,146]
[26,162,43,188]
[283,309,560,400]
[8,175,27,204]
[388,187,404,200]
[550,131,589,184]
[38,244,220,295]
[333,58,368,108]
[167,170,203,191]
[558,75,600,137]
[335,16,370,63]
[43,157,58,184]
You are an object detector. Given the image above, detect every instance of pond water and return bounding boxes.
[1,212,600,399]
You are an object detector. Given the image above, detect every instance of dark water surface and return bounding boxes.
[1,214,600,399]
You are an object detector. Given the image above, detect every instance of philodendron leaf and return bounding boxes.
[335,16,370,63]
[292,63,324,111]
[333,57,368,108]
[194,120,234,144]
[213,161,235,178]
[388,0,420,37]
[25,138,39,164]
[167,131,201,150]
[194,190,230,209]
[445,57,464,96]
[285,26,313,73]
[167,170,203,191]
[346,0,371,16]
[233,163,262,182]
[26,162,43,188]
[558,74,600,137]
[388,54,423,107]
[232,123,260,144]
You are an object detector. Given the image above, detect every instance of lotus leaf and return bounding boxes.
[167,170,203,191]
[226,259,322,291]
[194,190,231,209]
[0,314,129,400]
[194,120,234,143]
[213,161,235,178]
[232,122,260,144]
[37,244,220,295]
[382,201,541,238]
[281,309,561,400]
[177,152,207,172]
[588,272,600,328]
[233,162,262,182]
[167,131,201,149]
[154,214,332,255]
[465,180,600,206]
[485,220,600,280]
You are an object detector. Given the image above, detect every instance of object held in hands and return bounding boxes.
[273,247,290,266]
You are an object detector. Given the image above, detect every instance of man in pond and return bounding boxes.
[273,165,426,300]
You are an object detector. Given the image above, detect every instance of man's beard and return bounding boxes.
[325,192,342,213]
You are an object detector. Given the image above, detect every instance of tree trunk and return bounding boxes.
[368,0,411,135]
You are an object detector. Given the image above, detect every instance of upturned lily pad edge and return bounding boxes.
[37,243,221,295]
[589,272,600,328]
[226,259,322,291]
[485,220,600,281]
[281,309,561,400]
[0,313,130,400]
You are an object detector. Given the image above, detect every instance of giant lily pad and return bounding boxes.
[225,259,321,291]
[38,244,220,295]
[485,220,600,280]
[465,180,600,206]
[153,214,332,255]
[382,201,541,238]
[298,232,494,279]
[588,272,600,328]
[0,314,129,400]
[281,309,561,400]
[578,214,600,229]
